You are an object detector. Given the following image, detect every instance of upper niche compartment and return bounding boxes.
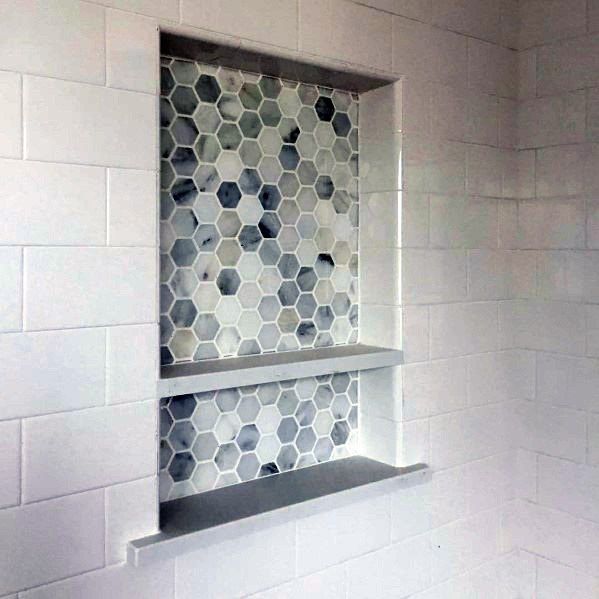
[159,53,361,365]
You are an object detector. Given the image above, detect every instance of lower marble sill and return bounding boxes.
[127,456,429,566]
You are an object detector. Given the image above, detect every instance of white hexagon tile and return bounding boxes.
[159,56,360,499]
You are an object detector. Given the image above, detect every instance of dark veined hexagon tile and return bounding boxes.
[159,371,359,500]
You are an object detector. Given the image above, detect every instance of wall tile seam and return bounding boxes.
[17,471,158,509]
[515,496,599,531]
[517,28,599,53]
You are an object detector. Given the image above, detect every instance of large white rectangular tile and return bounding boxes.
[360,81,402,140]
[518,199,585,249]
[536,557,599,599]
[402,305,429,363]
[518,49,537,101]
[0,329,105,420]
[467,349,535,405]
[0,72,21,158]
[519,0,586,49]
[297,494,390,575]
[468,39,516,99]
[538,456,599,524]
[432,0,501,44]
[468,250,513,301]
[402,357,467,420]
[0,159,106,245]
[347,534,431,598]
[24,76,155,169]
[361,191,403,249]
[518,91,585,149]
[360,366,402,421]
[108,168,157,247]
[403,249,466,303]
[430,404,507,469]
[538,34,599,96]
[360,247,401,305]
[21,562,175,599]
[176,523,295,599]
[430,509,500,584]
[536,250,585,302]
[0,247,21,332]
[430,83,466,142]
[24,247,155,330]
[429,301,498,359]
[106,477,158,564]
[107,324,157,404]
[429,196,497,249]
[23,401,156,502]
[0,491,104,596]
[466,145,503,198]
[0,420,19,508]
[360,134,402,193]
[536,145,585,198]
[390,481,432,542]
[465,92,499,146]
[106,9,157,94]
[249,565,346,599]
[0,0,104,83]
[183,0,298,51]
[516,400,586,462]
[587,200,599,248]
[537,352,599,412]
[403,134,466,195]
[299,0,391,70]
[393,17,467,86]
[511,300,587,355]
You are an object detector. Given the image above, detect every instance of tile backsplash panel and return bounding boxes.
[159,57,359,364]
[160,373,359,500]
[159,57,361,499]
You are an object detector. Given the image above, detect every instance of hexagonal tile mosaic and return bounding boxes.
[160,372,359,500]
[160,56,360,364]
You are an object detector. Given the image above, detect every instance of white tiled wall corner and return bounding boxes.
[0,490,105,596]
[105,477,158,564]
[0,159,106,245]
[22,401,157,502]
[0,328,106,419]
[24,76,155,169]
[24,247,156,330]
[0,420,20,509]
[107,168,157,247]
[0,71,22,158]
[0,0,105,84]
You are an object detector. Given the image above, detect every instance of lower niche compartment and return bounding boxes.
[160,371,359,501]
[129,456,429,566]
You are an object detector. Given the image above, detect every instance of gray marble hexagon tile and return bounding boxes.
[159,372,359,500]
[159,57,359,365]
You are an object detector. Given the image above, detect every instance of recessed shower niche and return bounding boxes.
[156,32,408,505]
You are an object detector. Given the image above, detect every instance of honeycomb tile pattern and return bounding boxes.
[159,56,360,364]
[159,372,359,500]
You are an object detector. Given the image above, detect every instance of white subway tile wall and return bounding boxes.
[2,0,593,596]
